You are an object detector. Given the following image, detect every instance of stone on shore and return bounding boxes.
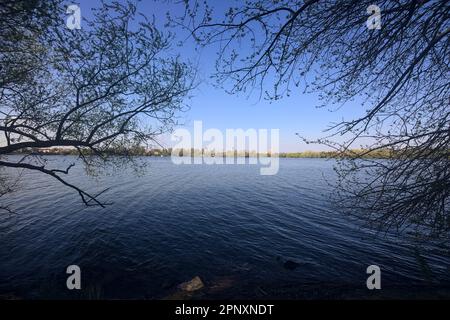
[178,276,204,292]
[283,260,301,270]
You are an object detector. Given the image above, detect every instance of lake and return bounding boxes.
[0,156,449,299]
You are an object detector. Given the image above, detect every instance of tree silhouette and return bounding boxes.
[179,0,450,236]
[0,0,193,208]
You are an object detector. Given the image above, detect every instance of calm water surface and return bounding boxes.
[0,156,449,299]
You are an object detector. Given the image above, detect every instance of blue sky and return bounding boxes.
[75,0,367,152]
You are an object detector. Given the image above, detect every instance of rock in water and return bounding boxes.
[178,276,205,292]
[283,260,301,270]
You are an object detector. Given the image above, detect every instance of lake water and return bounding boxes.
[0,156,449,299]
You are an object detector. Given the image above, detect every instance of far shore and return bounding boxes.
[9,147,398,159]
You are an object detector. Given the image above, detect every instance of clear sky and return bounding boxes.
[75,0,367,152]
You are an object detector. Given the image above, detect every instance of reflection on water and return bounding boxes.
[0,156,449,299]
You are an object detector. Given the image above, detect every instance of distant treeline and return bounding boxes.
[14,147,398,159]
[279,149,395,159]
[13,146,172,157]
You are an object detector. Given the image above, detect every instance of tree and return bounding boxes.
[0,0,60,90]
[178,0,450,236]
[0,0,193,209]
